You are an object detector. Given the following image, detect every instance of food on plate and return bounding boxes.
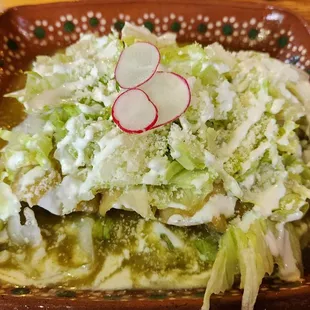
[1,22,310,310]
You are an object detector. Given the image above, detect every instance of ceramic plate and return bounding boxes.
[0,0,310,309]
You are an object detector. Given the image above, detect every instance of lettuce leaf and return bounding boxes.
[203,217,304,310]
[202,228,238,310]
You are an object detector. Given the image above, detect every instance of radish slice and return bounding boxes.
[112,89,158,133]
[115,42,160,89]
[140,72,191,128]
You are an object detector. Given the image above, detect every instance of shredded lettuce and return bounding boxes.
[0,129,53,182]
[3,28,309,223]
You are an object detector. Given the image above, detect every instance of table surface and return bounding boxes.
[1,0,310,22]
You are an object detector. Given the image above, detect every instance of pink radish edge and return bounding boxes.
[114,41,161,90]
[112,89,159,134]
[152,71,191,129]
